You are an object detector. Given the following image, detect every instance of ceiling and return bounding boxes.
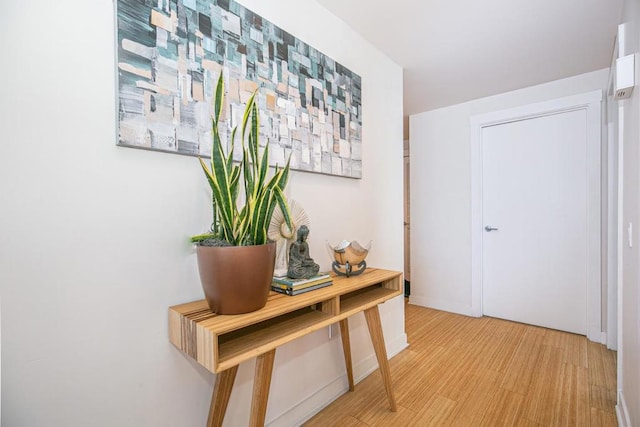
[315,0,624,115]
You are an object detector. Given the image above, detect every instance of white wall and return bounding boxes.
[617,0,640,425]
[0,1,405,426]
[409,69,609,315]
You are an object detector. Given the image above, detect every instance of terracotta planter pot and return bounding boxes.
[196,243,276,314]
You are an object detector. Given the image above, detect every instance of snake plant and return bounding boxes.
[192,74,292,246]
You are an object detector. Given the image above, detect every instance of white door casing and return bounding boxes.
[470,90,602,342]
[404,149,411,283]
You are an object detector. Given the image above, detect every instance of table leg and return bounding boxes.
[207,365,239,427]
[364,306,398,412]
[249,349,276,427]
[339,319,355,391]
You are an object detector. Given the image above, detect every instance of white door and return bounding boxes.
[482,110,588,335]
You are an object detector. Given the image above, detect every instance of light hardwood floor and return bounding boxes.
[304,301,617,426]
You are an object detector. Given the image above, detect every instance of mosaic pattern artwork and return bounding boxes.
[115,0,363,178]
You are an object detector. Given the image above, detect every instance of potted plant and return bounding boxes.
[191,74,292,314]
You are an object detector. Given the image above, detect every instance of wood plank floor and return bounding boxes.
[304,301,617,426]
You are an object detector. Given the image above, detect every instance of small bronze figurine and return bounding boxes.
[287,225,320,279]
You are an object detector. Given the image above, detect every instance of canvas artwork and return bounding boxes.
[115,0,363,178]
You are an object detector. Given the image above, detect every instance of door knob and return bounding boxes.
[484,226,499,232]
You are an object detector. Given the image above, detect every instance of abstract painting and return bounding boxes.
[115,0,363,178]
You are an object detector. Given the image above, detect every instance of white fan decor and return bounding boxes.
[268,200,311,277]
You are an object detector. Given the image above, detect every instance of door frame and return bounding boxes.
[469,90,603,342]
[403,143,411,287]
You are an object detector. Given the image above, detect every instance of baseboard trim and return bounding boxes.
[408,295,477,317]
[266,333,408,427]
[616,390,631,427]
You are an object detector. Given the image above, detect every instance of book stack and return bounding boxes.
[271,273,333,296]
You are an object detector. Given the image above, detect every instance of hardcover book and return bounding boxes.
[271,280,333,292]
[271,281,333,296]
[272,273,331,288]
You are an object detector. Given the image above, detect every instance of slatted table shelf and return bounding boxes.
[169,268,403,427]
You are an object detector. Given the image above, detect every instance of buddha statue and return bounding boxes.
[287,225,320,279]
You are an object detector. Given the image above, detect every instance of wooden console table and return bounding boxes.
[168,268,402,426]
